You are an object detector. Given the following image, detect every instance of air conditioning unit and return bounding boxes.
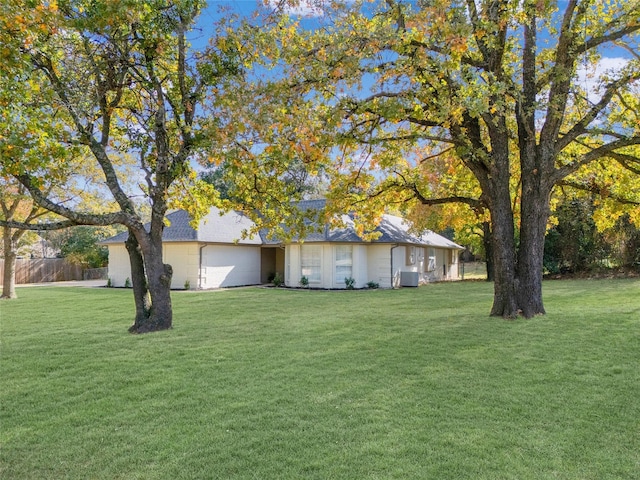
[400,271,419,287]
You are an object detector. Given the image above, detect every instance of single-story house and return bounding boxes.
[101,200,464,289]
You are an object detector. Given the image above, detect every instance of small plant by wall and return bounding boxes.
[184,280,191,290]
[273,272,283,287]
[300,276,309,288]
[106,277,113,288]
[124,277,131,288]
[344,277,356,290]
[366,281,379,289]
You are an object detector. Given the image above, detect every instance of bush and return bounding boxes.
[124,277,131,288]
[300,276,309,288]
[344,277,356,290]
[366,281,379,289]
[273,272,283,287]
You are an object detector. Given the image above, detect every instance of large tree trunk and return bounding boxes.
[1,232,17,299]
[126,225,173,334]
[140,245,173,333]
[125,231,152,328]
[489,198,519,318]
[487,169,552,319]
[516,176,552,318]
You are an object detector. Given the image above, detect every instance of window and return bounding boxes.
[335,245,353,282]
[426,248,436,272]
[301,245,321,284]
[406,246,416,265]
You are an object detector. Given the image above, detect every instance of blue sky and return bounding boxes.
[191,0,633,98]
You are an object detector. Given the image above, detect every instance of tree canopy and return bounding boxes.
[223,0,640,317]
[0,0,242,331]
[2,0,638,325]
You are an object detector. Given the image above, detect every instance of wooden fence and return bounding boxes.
[0,258,84,284]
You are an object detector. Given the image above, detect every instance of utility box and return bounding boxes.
[400,271,419,287]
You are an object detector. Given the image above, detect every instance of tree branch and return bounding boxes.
[0,219,79,231]
[553,136,640,182]
[558,179,640,206]
[556,72,640,152]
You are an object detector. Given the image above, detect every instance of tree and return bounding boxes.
[0,0,240,332]
[58,226,112,269]
[240,0,640,318]
[0,181,51,299]
[199,159,326,201]
[543,196,608,274]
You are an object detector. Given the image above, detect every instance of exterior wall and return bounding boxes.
[284,244,299,287]
[352,244,369,288]
[163,242,200,289]
[106,244,131,287]
[107,242,200,289]
[108,239,460,290]
[366,244,393,288]
[107,242,262,290]
[448,249,460,279]
[421,246,461,283]
[286,243,371,289]
[200,244,261,289]
[284,243,460,289]
[391,245,407,288]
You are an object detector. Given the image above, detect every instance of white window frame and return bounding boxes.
[301,244,322,285]
[335,245,353,286]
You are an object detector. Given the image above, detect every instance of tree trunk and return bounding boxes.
[142,251,173,333]
[516,178,551,318]
[481,221,494,282]
[1,228,17,299]
[125,231,152,329]
[126,227,173,334]
[487,165,552,319]
[489,199,519,318]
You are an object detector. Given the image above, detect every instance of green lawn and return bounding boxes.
[1,279,639,479]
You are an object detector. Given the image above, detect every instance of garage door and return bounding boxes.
[201,246,261,288]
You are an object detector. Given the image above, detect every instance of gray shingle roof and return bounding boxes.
[100,208,260,245]
[264,200,463,249]
[101,202,463,250]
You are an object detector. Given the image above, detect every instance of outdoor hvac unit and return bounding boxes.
[400,271,419,287]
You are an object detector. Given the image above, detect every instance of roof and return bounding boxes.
[100,207,261,245]
[261,199,462,249]
[101,202,463,250]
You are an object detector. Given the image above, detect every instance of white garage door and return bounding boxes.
[201,246,261,288]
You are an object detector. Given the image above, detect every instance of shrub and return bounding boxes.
[124,277,131,288]
[300,276,309,288]
[273,272,283,287]
[184,280,191,290]
[366,281,379,289]
[106,277,113,288]
[344,277,356,290]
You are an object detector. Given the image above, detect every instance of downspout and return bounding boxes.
[198,244,206,289]
[390,244,399,289]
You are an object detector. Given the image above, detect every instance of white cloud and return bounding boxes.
[576,56,629,104]
[264,0,330,18]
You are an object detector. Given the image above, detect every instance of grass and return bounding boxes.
[1,279,639,479]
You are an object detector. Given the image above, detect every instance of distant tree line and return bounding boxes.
[544,199,640,275]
